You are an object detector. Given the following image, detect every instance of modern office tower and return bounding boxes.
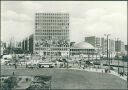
[34,13,70,57]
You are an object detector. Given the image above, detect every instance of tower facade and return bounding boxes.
[34,13,70,57]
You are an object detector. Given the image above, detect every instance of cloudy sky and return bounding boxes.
[1,1,127,44]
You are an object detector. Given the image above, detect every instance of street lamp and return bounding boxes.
[104,34,111,72]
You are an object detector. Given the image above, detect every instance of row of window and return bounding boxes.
[35,45,69,48]
[36,26,69,29]
[36,16,69,19]
[35,48,69,51]
[35,22,69,25]
[36,25,69,29]
[35,30,69,32]
[35,36,68,40]
[70,49,94,51]
[35,32,69,35]
[36,13,69,16]
[70,51,94,53]
[71,52,95,55]
[36,19,69,23]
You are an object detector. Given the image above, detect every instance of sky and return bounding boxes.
[1,1,127,44]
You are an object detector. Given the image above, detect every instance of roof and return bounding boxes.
[72,42,95,49]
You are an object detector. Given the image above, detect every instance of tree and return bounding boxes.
[3,76,17,90]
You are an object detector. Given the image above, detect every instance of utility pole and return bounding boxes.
[116,38,120,74]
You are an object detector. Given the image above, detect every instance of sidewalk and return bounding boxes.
[70,67,127,81]
[110,70,127,81]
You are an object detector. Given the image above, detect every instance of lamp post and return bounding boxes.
[104,34,111,72]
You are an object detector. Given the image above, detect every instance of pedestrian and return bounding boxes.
[14,64,17,69]
[73,62,74,66]
[102,70,103,75]
[55,63,57,68]
[26,64,28,68]
[105,69,107,73]
[13,72,15,75]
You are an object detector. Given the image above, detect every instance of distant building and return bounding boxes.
[29,34,34,54]
[20,34,34,54]
[85,36,101,55]
[125,45,128,51]
[17,42,22,49]
[85,36,116,58]
[101,38,115,57]
[34,13,70,57]
[115,40,125,55]
[85,36,101,47]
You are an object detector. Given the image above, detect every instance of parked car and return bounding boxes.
[86,61,93,66]
[93,61,101,65]
[27,64,39,69]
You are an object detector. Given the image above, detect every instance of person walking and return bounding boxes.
[13,71,15,75]
[14,64,17,69]
[102,69,104,76]
[26,63,28,68]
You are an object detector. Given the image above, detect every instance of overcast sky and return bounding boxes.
[1,1,127,44]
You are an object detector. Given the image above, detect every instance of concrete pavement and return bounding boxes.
[70,67,127,81]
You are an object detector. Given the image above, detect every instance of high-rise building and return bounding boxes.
[115,40,125,54]
[108,39,116,57]
[34,13,70,57]
[101,37,106,54]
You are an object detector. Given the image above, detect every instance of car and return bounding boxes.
[27,64,39,69]
[86,61,93,66]
[38,62,54,68]
[8,62,15,66]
